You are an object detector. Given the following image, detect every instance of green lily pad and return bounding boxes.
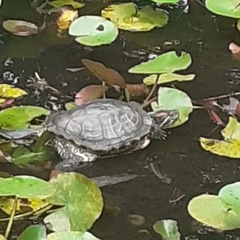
[0,105,50,130]
[151,87,193,126]
[44,231,101,240]
[18,225,47,240]
[0,176,54,198]
[102,3,169,31]
[143,73,195,85]
[48,172,103,232]
[153,219,181,240]
[219,182,240,216]
[69,16,118,46]
[188,194,240,230]
[129,51,192,74]
[206,0,240,18]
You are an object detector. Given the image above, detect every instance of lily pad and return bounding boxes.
[69,16,118,46]
[0,175,54,198]
[153,219,181,240]
[102,3,169,31]
[0,84,27,99]
[48,172,103,232]
[188,194,240,230]
[151,87,193,126]
[0,105,50,130]
[221,117,240,140]
[206,0,240,18]
[143,73,195,85]
[129,51,192,74]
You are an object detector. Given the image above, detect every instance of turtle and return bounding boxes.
[0,99,179,171]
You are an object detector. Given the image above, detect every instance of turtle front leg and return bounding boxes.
[52,137,98,172]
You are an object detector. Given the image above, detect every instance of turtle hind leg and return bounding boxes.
[52,137,98,172]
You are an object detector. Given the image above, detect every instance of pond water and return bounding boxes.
[1,0,240,239]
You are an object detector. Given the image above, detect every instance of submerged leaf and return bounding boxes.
[18,225,47,240]
[129,51,192,74]
[82,59,126,88]
[3,20,39,36]
[153,219,181,240]
[75,85,109,105]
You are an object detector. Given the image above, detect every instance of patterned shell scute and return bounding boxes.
[45,99,152,151]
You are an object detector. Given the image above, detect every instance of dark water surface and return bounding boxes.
[1,1,240,239]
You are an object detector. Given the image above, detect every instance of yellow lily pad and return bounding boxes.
[0,84,27,99]
[221,117,240,140]
[199,137,240,158]
[143,73,195,85]
[101,3,169,32]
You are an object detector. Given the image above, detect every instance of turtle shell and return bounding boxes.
[44,99,153,152]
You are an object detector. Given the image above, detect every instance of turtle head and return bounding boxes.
[150,109,179,129]
[149,109,179,139]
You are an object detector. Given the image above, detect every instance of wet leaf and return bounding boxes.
[127,214,145,227]
[143,73,195,85]
[57,10,78,34]
[0,176,54,198]
[69,16,118,46]
[82,59,126,88]
[0,84,27,99]
[188,194,240,230]
[75,85,109,105]
[47,172,103,232]
[129,51,192,74]
[18,225,47,240]
[151,87,193,126]
[206,0,240,18]
[44,231,101,240]
[49,0,84,9]
[2,20,39,36]
[153,219,181,240]
[0,105,50,130]
[101,3,169,31]
[199,137,240,158]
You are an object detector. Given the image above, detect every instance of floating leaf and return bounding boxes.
[188,194,240,230]
[0,105,50,130]
[219,182,240,216]
[69,16,118,46]
[48,0,84,9]
[200,137,240,159]
[2,20,39,36]
[153,219,181,240]
[102,3,169,32]
[0,84,27,99]
[44,231,101,240]
[0,176,54,198]
[221,117,240,140]
[57,10,78,34]
[18,225,47,240]
[81,59,126,88]
[151,87,193,126]
[75,85,109,106]
[143,73,195,85]
[206,0,240,18]
[48,172,103,232]
[129,51,192,74]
